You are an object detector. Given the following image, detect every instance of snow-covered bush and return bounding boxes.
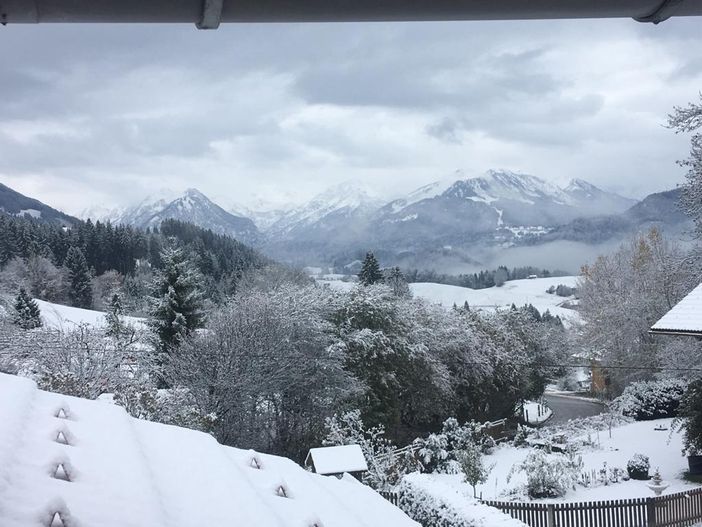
[398,473,526,527]
[34,324,140,399]
[508,450,583,499]
[113,384,217,433]
[626,454,650,480]
[416,432,455,473]
[673,378,702,455]
[414,418,497,474]
[513,424,532,447]
[612,379,687,420]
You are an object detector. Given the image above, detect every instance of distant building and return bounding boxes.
[650,283,702,337]
[305,444,369,479]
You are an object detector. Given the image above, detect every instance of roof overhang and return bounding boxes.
[0,0,700,28]
[649,328,702,337]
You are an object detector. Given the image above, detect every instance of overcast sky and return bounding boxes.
[1,17,701,215]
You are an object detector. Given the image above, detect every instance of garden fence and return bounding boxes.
[482,487,702,527]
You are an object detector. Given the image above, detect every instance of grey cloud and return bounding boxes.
[0,18,699,212]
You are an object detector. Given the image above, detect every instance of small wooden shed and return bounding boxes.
[305,445,368,479]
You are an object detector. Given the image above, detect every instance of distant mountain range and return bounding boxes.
[2,170,689,272]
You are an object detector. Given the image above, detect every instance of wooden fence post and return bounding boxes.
[646,497,656,527]
[547,504,556,527]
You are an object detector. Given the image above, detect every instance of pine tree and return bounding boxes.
[358,252,383,286]
[64,246,93,308]
[150,246,205,356]
[105,293,124,337]
[13,288,42,329]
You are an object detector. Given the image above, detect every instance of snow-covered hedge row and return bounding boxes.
[612,379,687,421]
[397,474,527,527]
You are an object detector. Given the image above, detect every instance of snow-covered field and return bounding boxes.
[0,372,418,527]
[318,276,580,322]
[35,299,145,330]
[430,418,697,503]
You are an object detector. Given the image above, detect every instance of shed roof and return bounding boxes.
[306,445,369,475]
[650,283,702,336]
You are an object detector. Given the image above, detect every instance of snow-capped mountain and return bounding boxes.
[376,169,634,232]
[266,181,384,238]
[104,189,260,244]
[562,178,636,215]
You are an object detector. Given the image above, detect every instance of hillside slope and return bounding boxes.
[0,182,78,226]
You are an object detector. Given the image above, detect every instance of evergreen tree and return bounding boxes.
[358,252,383,286]
[12,288,42,329]
[64,246,93,308]
[105,293,124,337]
[150,246,205,356]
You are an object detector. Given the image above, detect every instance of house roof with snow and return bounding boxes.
[650,283,702,337]
[305,445,369,476]
[0,373,418,527]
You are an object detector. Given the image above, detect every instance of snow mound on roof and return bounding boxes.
[0,373,418,527]
[651,282,702,334]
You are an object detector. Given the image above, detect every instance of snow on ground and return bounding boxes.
[0,373,418,527]
[429,418,698,503]
[401,473,527,526]
[35,299,145,330]
[318,276,580,323]
[521,401,553,425]
[409,277,580,322]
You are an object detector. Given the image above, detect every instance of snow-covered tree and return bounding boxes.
[668,94,702,238]
[578,228,696,394]
[105,293,124,337]
[456,440,492,498]
[384,266,411,297]
[149,245,205,356]
[64,246,93,308]
[12,287,42,329]
[167,284,356,461]
[358,252,383,285]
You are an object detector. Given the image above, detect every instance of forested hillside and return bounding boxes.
[0,214,268,310]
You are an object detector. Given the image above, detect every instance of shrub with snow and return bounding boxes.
[612,379,687,421]
[508,450,583,499]
[626,453,650,480]
[413,418,497,474]
[512,424,532,447]
[673,378,702,456]
[398,473,526,527]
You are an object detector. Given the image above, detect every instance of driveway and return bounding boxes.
[543,393,605,425]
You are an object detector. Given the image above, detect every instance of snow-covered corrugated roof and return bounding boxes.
[0,373,418,527]
[651,283,702,336]
[306,445,369,475]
